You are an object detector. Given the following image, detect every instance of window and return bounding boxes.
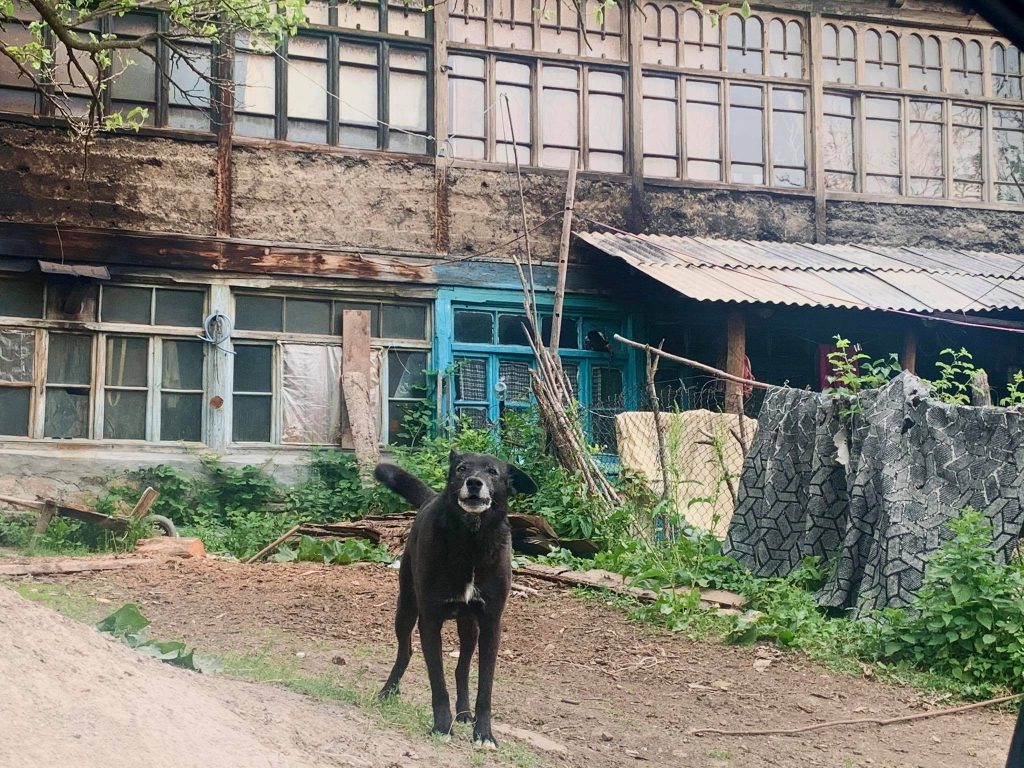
[994,108,1024,202]
[233,344,274,442]
[44,333,93,439]
[101,285,205,327]
[494,0,533,50]
[823,24,856,84]
[231,291,430,444]
[642,4,679,67]
[234,33,277,138]
[864,96,901,194]
[768,19,803,79]
[907,100,943,197]
[0,5,38,114]
[729,84,764,184]
[168,39,213,131]
[682,8,720,71]
[864,29,899,89]
[993,43,1023,100]
[0,281,210,442]
[726,14,763,75]
[823,93,856,191]
[583,1,624,61]
[685,80,721,181]
[0,329,35,436]
[449,55,622,171]
[109,15,158,125]
[951,39,983,96]
[642,75,678,177]
[908,34,941,92]
[280,35,430,152]
[952,104,984,199]
[447,303,628,450]
[772,89,806,187]
[333,0,429,37]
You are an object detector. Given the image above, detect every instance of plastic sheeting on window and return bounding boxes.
[281,344,382,445]
[0,329,34,383]
[281,344,343,444]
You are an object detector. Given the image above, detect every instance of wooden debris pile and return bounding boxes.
[246,512,599,562]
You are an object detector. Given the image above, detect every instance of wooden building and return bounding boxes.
[1,0,1024,492]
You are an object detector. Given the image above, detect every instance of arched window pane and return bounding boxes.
[769,18,803,78]
[682,8,720,70]
[727,15,763,74]
[823,23,855,83]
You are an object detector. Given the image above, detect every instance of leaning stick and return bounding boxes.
[690,693,1023,737]
[613,334,778,391]
[245,524,302,564]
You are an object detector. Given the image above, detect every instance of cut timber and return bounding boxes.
[33,501,57,536]
[245,524,302,564]
[0,558,155,576]
[135,537,205,559]
[341,310,379,484]
[513,562,746,610]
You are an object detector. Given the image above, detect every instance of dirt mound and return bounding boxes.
[0,586,449,768]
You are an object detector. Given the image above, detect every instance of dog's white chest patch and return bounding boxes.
[463,580,476,602]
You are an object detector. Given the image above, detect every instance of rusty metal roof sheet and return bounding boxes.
[578,232,1024,312]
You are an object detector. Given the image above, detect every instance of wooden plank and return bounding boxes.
[0,558,156,576]
[341,309,379,481]
[205,284,235,452]
[214,34,236,237]
[135,537,206,559]
[129,487,160,521]
[808,13,827,243]
[724,308,747,414]
[0,495,46,512]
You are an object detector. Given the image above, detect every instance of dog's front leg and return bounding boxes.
[455,612,479,723]
[472,613,502,750]
[419,617,453,738]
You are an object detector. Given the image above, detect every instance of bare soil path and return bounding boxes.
[14,558,1018,768]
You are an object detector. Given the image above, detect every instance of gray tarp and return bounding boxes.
[725,373,1024,616]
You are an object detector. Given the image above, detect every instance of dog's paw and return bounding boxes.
[472,737,499,751]
[433,732,453,745]
[456,710,475,724]
[377,686,399,700]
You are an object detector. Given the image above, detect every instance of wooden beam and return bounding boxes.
[32,501,56,536]
[129,487,160,521]
[901,327,918,374]
[214,34,236,237]
[808,13,827,243]
[432,0,450,254]
[341,309,379,482]
[549,151,578,353]
[724,309,747,414]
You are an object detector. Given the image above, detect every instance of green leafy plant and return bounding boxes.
[1000,370,1024,407]
[870,509,1024,697]
[931,347,981,405]
[270,535,393,565]
[96,603,216,672]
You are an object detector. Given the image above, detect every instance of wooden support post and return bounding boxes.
[549,151,578,354]
[33,501,57,536]
[205,284,234,451]
[971,370,992,407]
[341,310,379,484]
[901,327,918,374]
[433,0,450,254]
[213,34,235,237]
[808,14,827,243]
[724,309,746,415]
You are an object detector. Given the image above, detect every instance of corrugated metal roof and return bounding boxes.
[578,232,1024,312]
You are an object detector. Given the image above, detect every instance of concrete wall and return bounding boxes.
[642,187,817,242]
[0,443,313,508]
[0,122,218,236]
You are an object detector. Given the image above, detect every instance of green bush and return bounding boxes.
[870,509,1024,697]
[271,535,393,565]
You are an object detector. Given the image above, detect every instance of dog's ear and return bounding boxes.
[449,448,462,468]
[507,464,538,496]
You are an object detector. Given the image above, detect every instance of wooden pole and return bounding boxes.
[612,334,775,391]
[213,32,235,237]
[724,309,747,414]
[341,309,379,484]
[549,151,578,353]
[901,327,918,374]
[244,524,302,564]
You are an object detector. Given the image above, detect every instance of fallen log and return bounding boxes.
[512,562,747,610]
[0,558,156,576]
[135,537,205,559]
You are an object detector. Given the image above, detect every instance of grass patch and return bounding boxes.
[6,581,111,624]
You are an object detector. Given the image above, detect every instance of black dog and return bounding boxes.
[375,450,537,749]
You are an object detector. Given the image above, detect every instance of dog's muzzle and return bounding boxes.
[458,479,492,514]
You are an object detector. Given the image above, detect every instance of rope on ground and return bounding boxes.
[689,693,1024,737]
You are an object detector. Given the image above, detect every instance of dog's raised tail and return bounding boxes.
[374,463,437,509]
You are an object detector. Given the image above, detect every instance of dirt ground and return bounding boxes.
[0,581,470,768]
[13,557,1019,768]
